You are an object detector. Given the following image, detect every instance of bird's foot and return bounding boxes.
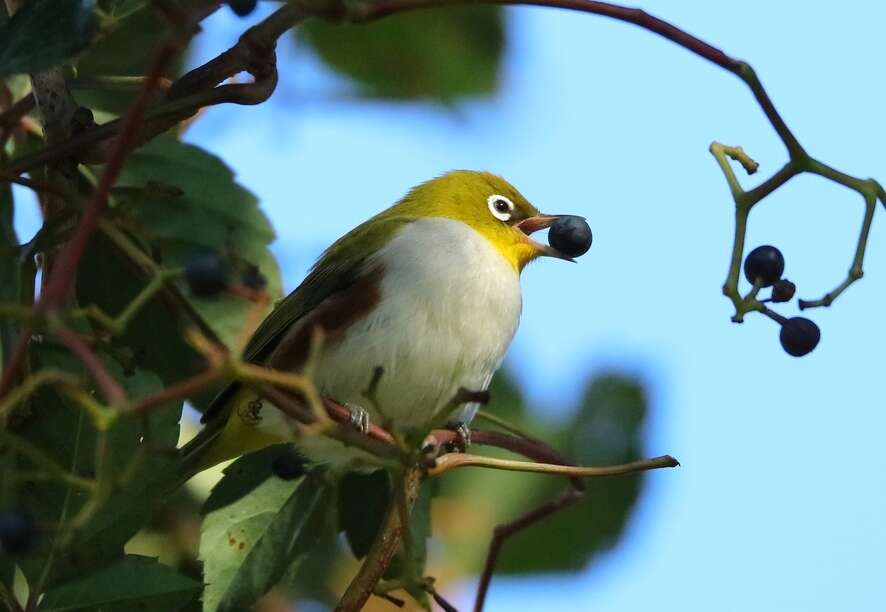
[345,403,370,435]
[445,422,471,453]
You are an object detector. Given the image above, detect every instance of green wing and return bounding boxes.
[199,214,415,424]
[241,214,414,362]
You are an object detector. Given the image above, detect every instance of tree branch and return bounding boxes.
[336,467,422,612]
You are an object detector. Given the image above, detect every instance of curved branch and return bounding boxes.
[350,0,804,157]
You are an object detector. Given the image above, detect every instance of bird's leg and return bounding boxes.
[345,402,371,435]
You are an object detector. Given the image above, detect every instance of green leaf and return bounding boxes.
[111,136,282,347]
[200,474,331,612]
[495,374,649,573]
[300,7,505,101]
[202,444,295,515]
[38,555,200,612]
[76,231,216,408]
[338,470,390,558]
[0,0,98,77]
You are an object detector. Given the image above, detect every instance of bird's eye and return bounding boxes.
[487,194,515,221]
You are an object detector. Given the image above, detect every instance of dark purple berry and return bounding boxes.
[242,264,267,290]
[0,510,36,555]
[779,317,820,357]
[272,451,305,480]
[771,279,796,303]
[227,0,257,17]
[184,252,230,297]
[548,215,592,258]
[744,245,784,287]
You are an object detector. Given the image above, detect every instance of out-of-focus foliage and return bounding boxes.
[0,0,97,77]
[299,7,505,102]
[0,2,651,611]
[75,1,185,113]
[433,372,648,577]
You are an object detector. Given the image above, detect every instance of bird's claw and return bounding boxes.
[446,422,471,453]
[345,403,370,435]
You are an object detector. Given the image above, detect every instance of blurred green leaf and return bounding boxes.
[38,554,200,612]
[300,7,504,101]
[98,0,146,15]
[75,2,184,113]
[111,136,282,347]
[338,470,390,559]
[200,474,331,612]
[496,374,648,573]
[438,372,648,578]
[0,0,98,77]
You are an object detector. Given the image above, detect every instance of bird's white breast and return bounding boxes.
[313,217,522,429]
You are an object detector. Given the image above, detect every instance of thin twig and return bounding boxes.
[52,325,127,406]
[427,452,678,477]
[0,173,66,197]
[474,488,583,612]
[0,429,95,492]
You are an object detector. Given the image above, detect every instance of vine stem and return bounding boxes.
[427,452,678,477]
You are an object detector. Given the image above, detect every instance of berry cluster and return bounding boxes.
[744,245,820,357]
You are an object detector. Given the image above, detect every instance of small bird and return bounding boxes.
[181,170,581,474]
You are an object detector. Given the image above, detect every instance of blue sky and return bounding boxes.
[14,2,886,610]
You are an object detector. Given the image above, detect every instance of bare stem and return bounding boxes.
[427,452,678,477]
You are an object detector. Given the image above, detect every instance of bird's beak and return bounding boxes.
[517,214,575,262]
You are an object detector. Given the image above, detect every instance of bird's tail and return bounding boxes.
[176,386,287,486]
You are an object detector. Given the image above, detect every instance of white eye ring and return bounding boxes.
[487,194,515,221]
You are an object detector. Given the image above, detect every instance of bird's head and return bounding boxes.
[395,170,574,271]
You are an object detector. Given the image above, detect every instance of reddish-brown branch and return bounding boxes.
[336,467,423,612]
[53,326,127,406]
[0,92,35,129]
[134,369,226,413]
[355,0,804,157]
[425,583,459,612]
[0,334,30,400]
[0,19,191,401]
[4,2,305,176]
[474,488,584,612]
[38,42,181,307]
